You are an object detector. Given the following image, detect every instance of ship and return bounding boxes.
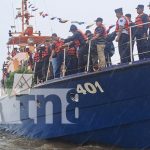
[0,0,150,149]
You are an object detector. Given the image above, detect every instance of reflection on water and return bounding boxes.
[0,131,123,150]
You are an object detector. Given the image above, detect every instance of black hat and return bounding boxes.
[115,8,123,13]
[69,25,78,32]
[85,30,92,35]
[136,5,144,9]
[95,17,103,22]
[52,33,57,37]
[37,44,45,51]
[125,14,131,18]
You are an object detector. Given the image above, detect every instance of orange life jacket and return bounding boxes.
[116,16,129,33]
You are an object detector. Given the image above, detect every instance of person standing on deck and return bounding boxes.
[64,25,87,73]
[33,46,43,84]
[51,34,64,78]
[65,41,78,75]
[42,39,52,81]
[135,5,149,60]
[92,18,107,70]
[125,14,136,40]
[125,13,136,59]
[85,30,98,71]
[115,8,131,63]
[148,3,150,51]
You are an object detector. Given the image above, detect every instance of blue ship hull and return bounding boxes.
[1,59,150,148]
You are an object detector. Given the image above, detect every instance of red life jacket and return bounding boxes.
[34,52,40,62]
[116,16,129,33]
[42,46,49,58]
[74,30,87,47]
[135,13,147,28]
[11,50,17,57]
[53,39,64,53]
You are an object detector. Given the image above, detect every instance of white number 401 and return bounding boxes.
[77,81,104,95]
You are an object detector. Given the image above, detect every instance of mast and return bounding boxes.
[22,0,25,33]
[21,0,31,33]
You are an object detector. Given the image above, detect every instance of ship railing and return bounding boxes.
[16,22,150,86]
[86,22,150,71]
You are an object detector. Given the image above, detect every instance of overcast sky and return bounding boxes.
[0,0,149,78]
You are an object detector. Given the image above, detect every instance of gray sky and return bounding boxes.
[0,0,149,78]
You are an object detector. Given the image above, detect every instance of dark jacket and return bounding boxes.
[104,32,116,57]
[64,31,86,48]
[94,25,107,44]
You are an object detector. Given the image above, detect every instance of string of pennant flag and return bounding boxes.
[23,1,116,30]
[26,1,96,29]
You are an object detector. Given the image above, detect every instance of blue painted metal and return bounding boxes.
[1,59,150,148]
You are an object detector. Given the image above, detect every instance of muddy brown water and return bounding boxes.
[0,131,125,150]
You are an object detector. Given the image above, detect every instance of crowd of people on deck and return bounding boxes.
[2,4,150,85]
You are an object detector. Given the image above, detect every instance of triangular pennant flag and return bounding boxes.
[58,18,69,23]
[28,4,33,8]
[39,11,43,16]
[32,8,38,11]
[50,17,57,20]
[71,21,85,25]
[86,23,95,29]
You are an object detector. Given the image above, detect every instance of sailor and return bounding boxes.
[148,3,150,51]
[135,4,149,60]
[115,8,131,63]
[51,34,65,78]
[65,41,78,75]
[105,31,116,66]
[64,25,87,73]
[33,45,43,84]
[125,13,136,57]
[125,14,136,37]
[85,30,98,71]
[92,17,107,70]
[45,38,55,80]
[42,39,52,81]
[50,33,57,78]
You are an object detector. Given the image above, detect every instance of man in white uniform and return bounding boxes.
[115,8,131,63]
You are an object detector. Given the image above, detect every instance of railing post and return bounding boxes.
[62,48,66,77]
[86,40,92,72]
[129,26,133,63]
[46,60,51,81]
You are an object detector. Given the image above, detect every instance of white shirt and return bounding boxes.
[117,17,128,34]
